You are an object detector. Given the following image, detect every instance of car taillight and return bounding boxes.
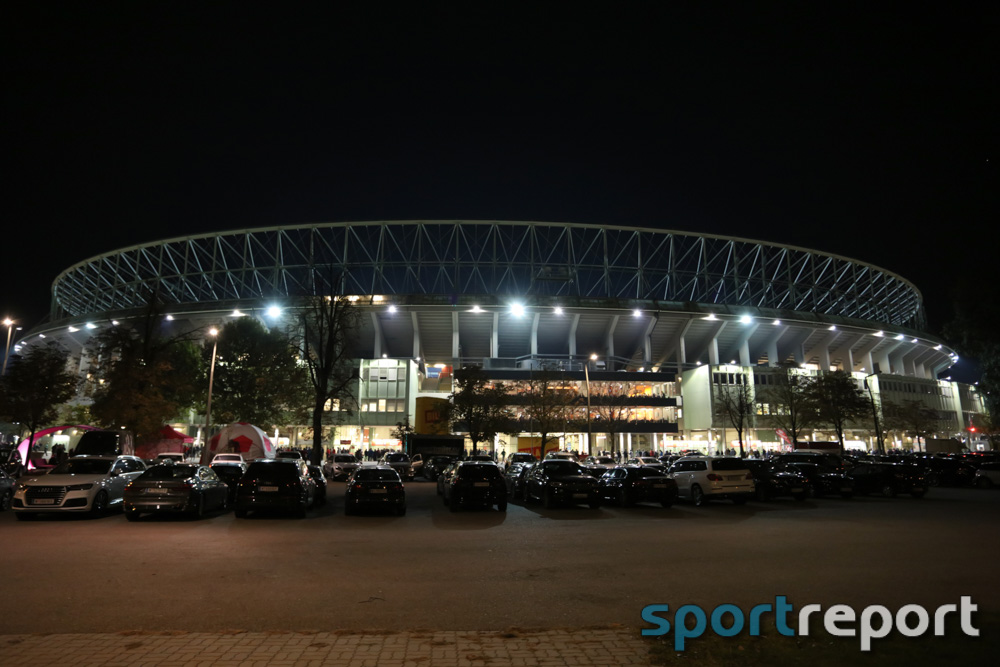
[707,474,723,481]
[353,483,363,490]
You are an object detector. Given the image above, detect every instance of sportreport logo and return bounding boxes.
[641,596,980,652]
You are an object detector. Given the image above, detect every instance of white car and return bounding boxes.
[668,456,755,506]
[324,454,360,481]
[974,462,1000,489]
[155,452,186,463]
[212,453,244,465]
[13,455,147,519]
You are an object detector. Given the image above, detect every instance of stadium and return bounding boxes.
[15,220,988,455]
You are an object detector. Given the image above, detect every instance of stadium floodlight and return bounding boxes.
[739,315,752,324]
[266,305,282,318]
[511,303,525,317]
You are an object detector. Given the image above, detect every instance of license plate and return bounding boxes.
[370,489,387,494]
[148,488,171,494]
[473,482,490,487]
[31,498,56,505]
[573,493,588,499]
[259,486,279,492]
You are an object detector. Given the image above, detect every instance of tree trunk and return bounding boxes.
[311,397,325,465]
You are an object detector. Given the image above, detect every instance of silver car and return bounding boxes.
[13,455,146,519]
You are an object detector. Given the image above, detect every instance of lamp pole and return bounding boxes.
[200,328,219,463]
[2,318,14,376]
[585,354,596,455]
[864,373,885,454]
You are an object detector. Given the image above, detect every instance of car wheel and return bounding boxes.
[520,486,529,503]
[235,509,248,518]
[15,512,34,521]
[618,490,630,507]
[90,490,109,516]
[498,501,507,512]
[450,492,461,512]
[881,484,897,498]
[691,485,705,507]
[125,506,141,521]
[0,489,12,512]
[192,494,205,519]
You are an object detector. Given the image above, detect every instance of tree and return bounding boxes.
[391,417,415,444]
[806,371,872,456]
[89,301,204,444]
[883,399,940,451]
[208,317,310,429]
[592,381,639,457]
[761,369,817,446]
[715,372,755,457]
[297,289,362,465]
[520,368,576,458]
[0,341,76,454]
[449,366,509,454]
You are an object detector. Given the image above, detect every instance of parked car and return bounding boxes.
[0,468,14,511]
[743,460,810,501]
[524,460,600,509]
[465,454,497,463]
[211,453,244,465]
[323,453,360,481]
[436,460,465,495]
[668,456,754,506]
[773,462,854,498]
[443,461,507,512]
[307,465,327,506]
[504,462,533,498]
[12,455,146,519]
[845,462,928,498]
[505,452,538,470]
[123,462,229,520]
[276,451,303,460]
[974,462,1000,489]
[597,465,678,507]
[907,456,977,487]
[345,466,406,515]
[154,452,186,463]
[409,453,425,478]
[234,459,317,518]
[210,462,247,503]
[380,452,414,480]
[544,451,579,462]
[425,455,458,481]
[771,452,845,472]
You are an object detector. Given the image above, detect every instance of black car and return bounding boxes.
[234,458,317,518]
[845,462,927,498]
[524,460,601,509]
[307,465,327,506]
[210,462,247,504]
[775,462,854,498]
[597,465,678,507]
[504,462,533,498]
[345,466,406,515]
[744,460,810,501]
[436,460,465,495]
[424,455,458,480]
[907,456,976,487]
[0,467,15,510]
[443,461,507,512]
[123,463,230,520]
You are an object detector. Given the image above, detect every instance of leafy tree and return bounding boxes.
[520,368,576,458]
[592,381,640,457]
[391,417,415,444]
[883,399,940,451]
[208,317,310,429]
[715,372,755,457]
[0,341,76,453]
[806,371,872,456]
[761,368,817,446]
[90,299,204,444]
[449,366,509,454]
[297,289,362,465]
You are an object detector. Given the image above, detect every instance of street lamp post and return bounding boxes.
[864,373,885,455]
[200,328,219,463]
[2,318,14,376]
[585,354,596,455]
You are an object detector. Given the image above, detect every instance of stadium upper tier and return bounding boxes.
[33,221,955,378]
[52,221,924,326]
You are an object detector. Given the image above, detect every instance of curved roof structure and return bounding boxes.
[28,221,955,379]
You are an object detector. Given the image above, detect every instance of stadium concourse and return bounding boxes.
[13,221,989,454]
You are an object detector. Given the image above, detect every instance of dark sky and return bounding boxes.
[3,4,996,358]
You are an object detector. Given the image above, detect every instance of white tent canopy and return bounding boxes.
[204,422,276,463]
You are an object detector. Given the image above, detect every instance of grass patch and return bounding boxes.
[647,611,999,667]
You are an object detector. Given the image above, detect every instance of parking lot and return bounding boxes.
[2,478,998,640]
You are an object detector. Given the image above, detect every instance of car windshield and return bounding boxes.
[637,467,665,478]
[140,465,199,480]
[459,465,502,480]
[543,461,583,475]
[246,462,299,479]
[51,459,113,475]
[334,455,356,463]
[594,457,615,464]
[385,453,409,462]
[356,469,400,481]
[211,466,244,481]
[711,459,750,471]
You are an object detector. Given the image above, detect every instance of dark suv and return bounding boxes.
[444,461,507,512]
[234,459,316,517]
[524,460,601,509]
[846,462,927,498]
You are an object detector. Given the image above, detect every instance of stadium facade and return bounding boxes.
[16,221,989,454]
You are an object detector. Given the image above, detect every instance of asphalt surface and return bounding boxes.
[1,480,998,636]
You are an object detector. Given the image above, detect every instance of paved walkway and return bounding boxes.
[0,628,651,666]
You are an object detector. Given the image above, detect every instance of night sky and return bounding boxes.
[4,5,996,376]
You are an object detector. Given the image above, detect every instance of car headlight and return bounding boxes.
[66,483,94,491]
[550,481,565,488]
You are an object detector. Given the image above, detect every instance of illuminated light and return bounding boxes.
[232,310,244,317]
[554,306,563,315]
[638,367,644,372]
[696,361,702,366]
[85,322,97,329]
[772,319,781,325]
[633,309,642,317]
[934,344,942,350]
[38,334,46,339]
[731,360,737,364]
[2,318,11,326]
[895,334,905,341]
[704,313,717,321]
[266,306,282,318]
[911,338,918,343]
[208,328,219,337]
[165,315,174,321]
[828,325,837,331]
[511,303,525,317]
[387,305,397,314]
[68,326,79,332]
[739,315,752,324]
[860,367,866,371]
[111,320,119,326]
[372,295,384,303]
[415,357,420,362]
[875,331,884,337]
[590,354,598,361]
[382,353,387,358]
[470,305,483,313]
